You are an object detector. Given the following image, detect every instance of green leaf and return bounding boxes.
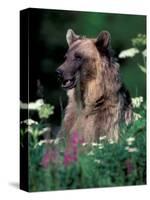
[132,34,146,48]
[138,64,146,74]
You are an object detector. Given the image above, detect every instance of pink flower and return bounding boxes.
[125,159,134,174]
[64,152,74,166]
[71,131,79,147]
[41,149,57,168]
[63,130,81,166]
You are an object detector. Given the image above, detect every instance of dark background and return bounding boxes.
[21,8,146,126]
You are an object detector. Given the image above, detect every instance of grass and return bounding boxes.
[21,96,146,192]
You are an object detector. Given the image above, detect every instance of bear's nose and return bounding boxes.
[56,68,63,77]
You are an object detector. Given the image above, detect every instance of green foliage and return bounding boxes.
[132,34,146,49]
[38,104,54,119]
[20,97,146,192]
[21,101,54,148]
[138,64,146,74]
[27,99,54,119]
[119,34,146,74]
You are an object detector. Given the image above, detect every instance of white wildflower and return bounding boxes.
[35,139,54,147]
[128,147,138,153]
[108,138,115,144]
[82,143,87,147]
[87,151,94,156]
[132,96,143,108]
[94,159,101,164]
[92,142,98,147]
[21,118,38,126]
[126,137,135,145]
[125,146,138,153]
[29,99,44,110]
[20,101,28,109]
[119,48,139,58]
[20,99,44,110]
[99,135,107,141]
[98,144,104,149]
[54,138,60,145]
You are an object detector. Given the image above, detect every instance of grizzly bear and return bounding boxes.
[56,29,132,143]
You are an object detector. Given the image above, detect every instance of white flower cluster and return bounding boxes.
[125,146,138,153]
[98,144,104,149]
[87,143,104,152]
[108,138,115,144]
[29,99,44,110]
[82,143,87,147]
[125,137,138,153]
[87,151,94,156]
[35,137,60,147]
[126,137,135,145]
[119,48,139,58]
[99,136,107,141]
[132,96,143,108]
[92,142,99,147]
[84,135,115,152]
[21,118,38,126]
[87,143,104,156]
[20,99,44,110]
[94,159,101,164]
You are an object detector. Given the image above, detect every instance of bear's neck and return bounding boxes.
[73,77,119,116]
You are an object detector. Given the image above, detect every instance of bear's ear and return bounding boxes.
[96,31,111,51]
[66,29,80,46]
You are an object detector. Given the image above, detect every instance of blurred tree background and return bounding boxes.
[26,8,146,127]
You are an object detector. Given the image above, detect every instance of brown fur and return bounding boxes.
[57,29,132,143]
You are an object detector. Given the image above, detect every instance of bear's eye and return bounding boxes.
[74,54,82,61]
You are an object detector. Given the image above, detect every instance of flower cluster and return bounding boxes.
[125,137,138,153]
[132,96,143,108]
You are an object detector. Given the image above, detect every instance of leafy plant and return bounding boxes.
[119,34,146,74]
[38,104,54,119]
[20,97,146,191]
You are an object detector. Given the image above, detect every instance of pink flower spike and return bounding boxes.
[72,131,79,157]
[64,152,73,166]
[41,150,51,168]
[40,149,58,168]
[63,130,81,166]
[125,159,134,174]
[71,131,79,147]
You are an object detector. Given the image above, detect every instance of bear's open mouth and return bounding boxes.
[62,77,76,89]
